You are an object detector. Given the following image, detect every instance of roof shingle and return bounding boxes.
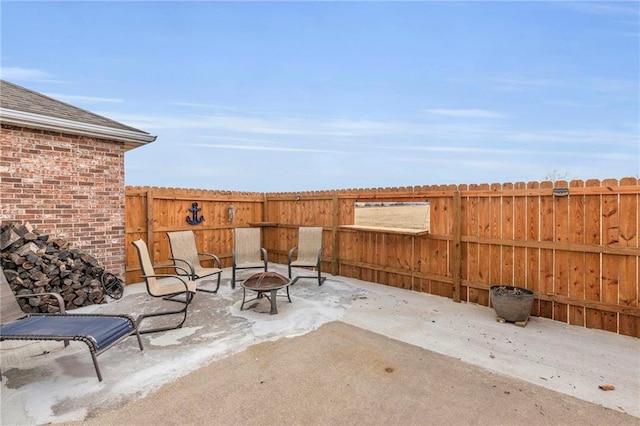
[0,80,148,134]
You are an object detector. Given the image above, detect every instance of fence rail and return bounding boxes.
[125,178,639,337]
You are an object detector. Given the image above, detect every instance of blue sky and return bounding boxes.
[2,1,639,192]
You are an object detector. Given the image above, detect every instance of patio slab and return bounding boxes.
[1,264,638,424]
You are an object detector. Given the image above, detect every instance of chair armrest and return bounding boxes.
[198,252,222,269]
[161,262,195,278]
[261,248,268,265]
[288,246,298,263]
[15,292,66,314]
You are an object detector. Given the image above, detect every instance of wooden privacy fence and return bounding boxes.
[125,177,639,337]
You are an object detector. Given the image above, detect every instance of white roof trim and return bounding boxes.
[0,108,157,145]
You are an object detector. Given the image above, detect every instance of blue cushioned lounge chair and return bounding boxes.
[0,267,143,382]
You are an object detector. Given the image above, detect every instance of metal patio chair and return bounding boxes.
[288,226,326,286]
[0,266,143,382]
[167,230,222,293]
[132,239,197,334]
[231,228,268,289]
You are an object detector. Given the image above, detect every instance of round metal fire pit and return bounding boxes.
[241,272,292,315]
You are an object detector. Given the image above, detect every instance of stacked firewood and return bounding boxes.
[1,222,107,312]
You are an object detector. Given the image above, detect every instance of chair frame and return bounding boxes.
[0,267,143,382]
[132,239,196,334]
[167,230,222,293]
[287,226,326,286]
[231,228,268,289]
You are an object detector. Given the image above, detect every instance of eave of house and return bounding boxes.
[0,108,157,151]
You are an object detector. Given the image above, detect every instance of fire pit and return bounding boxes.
[240,272,293,315]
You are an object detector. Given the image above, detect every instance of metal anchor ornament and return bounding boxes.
[186,202,205,225]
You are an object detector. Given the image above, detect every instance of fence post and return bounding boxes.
[146,188,155,262]
[332,191,339,276]
[453,190,462,302]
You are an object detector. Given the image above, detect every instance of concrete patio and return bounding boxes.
[1,264,639,424]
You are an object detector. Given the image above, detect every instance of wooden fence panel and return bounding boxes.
[601,179,621,332]
[124,186,264,283]
[527,181,541,316]
[476,183,491,306]
[416,233,429,294]
[513,182,527,291]
[539,181,554,319]
[489,185,502,289]
[125,179,640,336]
[501,183,514,286]
[466,185,481,303]
[584,179,603,330]
[618,177,639,336]
[458,184,469,302]
[554,180,570,323]
[568,180,586,327]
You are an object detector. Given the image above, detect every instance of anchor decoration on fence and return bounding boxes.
[186,202,205,225]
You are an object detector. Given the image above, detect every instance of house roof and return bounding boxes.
[0,80,156,150]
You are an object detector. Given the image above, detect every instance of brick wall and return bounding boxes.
[1,124,127,277]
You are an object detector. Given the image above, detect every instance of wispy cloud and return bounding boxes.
[542,100,605,108]
[490,77,567,92]
[105,110,507,143]
[565,2,640,18]
[0,66,59,82]
[105,109,637,152]
[425,108,505,118]
[503,129,639,147]
[170,102,217,108]
[185,142,340,154]
[588,77,639,94]
[44,93,124,104]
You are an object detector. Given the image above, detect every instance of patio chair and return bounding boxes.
[288,226,326,286]
[167,230,222,293]
[132,239,197,334]
[232,228,268,289]
[0,266,143,382]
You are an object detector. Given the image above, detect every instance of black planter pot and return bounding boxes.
[490,285,535,323]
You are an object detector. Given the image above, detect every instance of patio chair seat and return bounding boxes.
[167,230,222,293]
[132,239,196,334]
[232,228,268,289]
[288,226,325,286]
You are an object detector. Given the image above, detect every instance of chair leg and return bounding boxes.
[232,265,237,289]
[89,350,103,382]
[137,294,191,334]
[240,287,247,310]
[137,309,188,334]
[133,328,144,350]
[317,261,326,286]
[196,272,221,294]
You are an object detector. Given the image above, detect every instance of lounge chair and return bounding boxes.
[132,239,196,334]
[167,230,222,293]
[288,226,326,286]
[0,266,143,382]
[231,228,268,289]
